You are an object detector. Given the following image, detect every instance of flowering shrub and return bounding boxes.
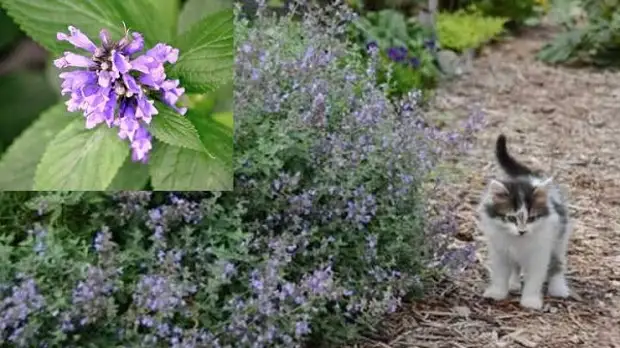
[0,2,481,347]
[0,0,233,190]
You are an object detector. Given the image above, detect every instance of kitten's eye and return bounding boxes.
[504,216,517,223]
[527,216,537,223]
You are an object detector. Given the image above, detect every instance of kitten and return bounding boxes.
[477,134,571,310]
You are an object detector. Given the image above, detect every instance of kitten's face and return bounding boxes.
[484,178,551,236]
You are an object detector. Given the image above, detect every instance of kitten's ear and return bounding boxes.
[489,179,508,200]
[532,177,552,206]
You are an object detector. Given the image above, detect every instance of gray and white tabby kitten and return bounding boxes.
[477,134,571,310]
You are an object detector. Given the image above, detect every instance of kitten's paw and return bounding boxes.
[519,295,543,310]
[483,286,508,301]
[547,280,570,298]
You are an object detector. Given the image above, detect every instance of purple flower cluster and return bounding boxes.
[385,45,421,67]
[0,277,45,346]
[54,26,186,162]
[27,224,47,256]
[61,227,121,332]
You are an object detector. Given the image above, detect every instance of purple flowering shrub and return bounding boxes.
[233,0,481,344]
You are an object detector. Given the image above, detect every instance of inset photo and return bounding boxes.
[0,0,233,191]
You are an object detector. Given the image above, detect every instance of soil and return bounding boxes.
[354,27,620,348]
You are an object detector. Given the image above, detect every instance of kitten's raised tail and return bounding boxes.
[495,134,533,177]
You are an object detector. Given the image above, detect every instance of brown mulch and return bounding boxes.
[353,27,620,348]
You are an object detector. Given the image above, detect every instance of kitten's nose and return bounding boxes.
[518,230,526,236]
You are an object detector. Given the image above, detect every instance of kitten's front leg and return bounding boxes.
[547,253,570,298]
[483,249,511,301]
[520,251,551,310]
[508,263,521,293]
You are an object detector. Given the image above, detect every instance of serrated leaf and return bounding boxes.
[0,104,72,190]
[149,143,232,191]
[106,156,150,190]
[188,110,232,171]
[1,0,174,56]
[34,118,129,190]
[177,0,229,34]
[149,105,206,153]
[168,8,233,93]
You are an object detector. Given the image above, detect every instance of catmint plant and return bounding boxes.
[0,0,233,191]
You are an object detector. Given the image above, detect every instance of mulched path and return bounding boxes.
[354,26,620,348]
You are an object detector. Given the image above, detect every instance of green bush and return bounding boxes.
[437,8,508,52]
[349,9,440,98]
[472,0,543,26]
[538,0,620,66]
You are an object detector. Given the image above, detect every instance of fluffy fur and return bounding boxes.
[477,134,571,310]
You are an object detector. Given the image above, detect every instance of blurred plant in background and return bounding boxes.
[349,9,440,98]
[436,6,508,52]
[537,0,620,66]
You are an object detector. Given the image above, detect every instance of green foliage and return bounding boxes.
[473,0,543,26]
[0,104,72,190]
[177,0,229,34]
[0,0,174,55]
[538,0,620,66]
[437,8,508,51]
[350,9,440,97]
[0,8,21,50]
[106,158,151,190]
[149,105,207,153]
[33,118,129,190]
[149,141,233,191]
[0,72,58,150]
[149,108,233,191]
[168,8,234,93]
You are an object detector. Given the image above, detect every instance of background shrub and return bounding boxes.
[437,6,508,52]
[0,2,481,347]
[538,0,620,66]
[348,9,440,98]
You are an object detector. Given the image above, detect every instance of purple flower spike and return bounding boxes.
[54,26,187,163]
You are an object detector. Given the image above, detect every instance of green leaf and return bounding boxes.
[149,143,232,191]
[0,7,21,50]
[106,156,150,190]
[1,0,174,56]
[188,110,232,170]
[146,0,179,39]
[168,8,233,93]
[177,0,229,34]
[34,118,129,190]
[149,105,206,153]
[0,72,58,148]
[0,103,72,190]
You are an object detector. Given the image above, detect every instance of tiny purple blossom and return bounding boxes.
[54,26,187,163]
